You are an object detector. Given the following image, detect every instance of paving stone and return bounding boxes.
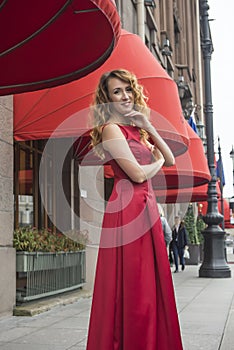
[1,263,234,350]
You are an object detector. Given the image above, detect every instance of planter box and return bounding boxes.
[16,251,86,302]
[186,244,201,265]
[16,251,85,272]
[199,243,204,262]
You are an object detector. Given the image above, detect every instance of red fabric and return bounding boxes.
[152,122,211,190]
[199,197,234,229]
[87,125,183,350]
[0,0,121,95]
[104,164,115,178]
[156,180,220,204]
[14,30,189,157]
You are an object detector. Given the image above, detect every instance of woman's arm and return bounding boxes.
[146,125,175,167]
[102,124,165,183]
[125,111,175,167]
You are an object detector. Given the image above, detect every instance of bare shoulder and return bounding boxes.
[102,123,125,141]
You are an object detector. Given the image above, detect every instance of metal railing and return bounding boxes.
[16,251,86,302]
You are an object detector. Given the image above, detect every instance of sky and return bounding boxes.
[208,0,234,199]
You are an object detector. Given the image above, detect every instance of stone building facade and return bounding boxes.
[0,96,15,316]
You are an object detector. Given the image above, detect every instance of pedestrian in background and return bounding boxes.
[161,215,172,247]
[158,204,172,248]
[171,216,189,273]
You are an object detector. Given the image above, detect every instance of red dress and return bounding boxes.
[87,125,183,350]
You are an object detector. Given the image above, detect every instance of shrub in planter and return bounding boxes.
[184,204,200,244]
[196,214,206,244]
[196,214,206,261]
[184,205,201,265]
[14,227,89,302]
[13,226,89,252]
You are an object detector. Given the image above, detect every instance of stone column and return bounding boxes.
[79,165,104,292]
[0,95,16,316]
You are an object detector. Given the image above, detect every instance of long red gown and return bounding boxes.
[86,125,183,350]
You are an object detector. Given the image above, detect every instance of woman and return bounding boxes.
[86,69,183,349]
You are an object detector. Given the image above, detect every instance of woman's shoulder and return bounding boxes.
[102,123,122,131]
[102,123,129,139]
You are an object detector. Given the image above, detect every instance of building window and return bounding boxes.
[14,139,80,233]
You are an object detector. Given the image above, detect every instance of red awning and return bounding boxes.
[0,0,121,95]
[156,181,221,204]
[151,123,211,190]
[198,197,234,229]
[14,30,189,157]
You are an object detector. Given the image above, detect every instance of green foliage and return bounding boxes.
[13,227,89,252]
[184,204,200,244]
[196,214,206,244]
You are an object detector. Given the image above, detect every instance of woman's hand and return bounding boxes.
[125,110,174,167]
[124,110,152,131]
[152,147,165,163]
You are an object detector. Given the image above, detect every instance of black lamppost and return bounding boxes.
[199,0,231,278]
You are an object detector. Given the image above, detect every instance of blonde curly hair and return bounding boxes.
[90,69,150,159]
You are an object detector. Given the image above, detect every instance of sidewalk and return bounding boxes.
[174,261,234,350]
[1,253,234,349]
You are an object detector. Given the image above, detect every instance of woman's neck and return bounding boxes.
[108,114,131,125]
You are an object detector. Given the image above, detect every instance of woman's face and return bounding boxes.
[107,77,134,116]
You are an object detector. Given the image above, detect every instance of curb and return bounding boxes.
[13,289,92,317]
